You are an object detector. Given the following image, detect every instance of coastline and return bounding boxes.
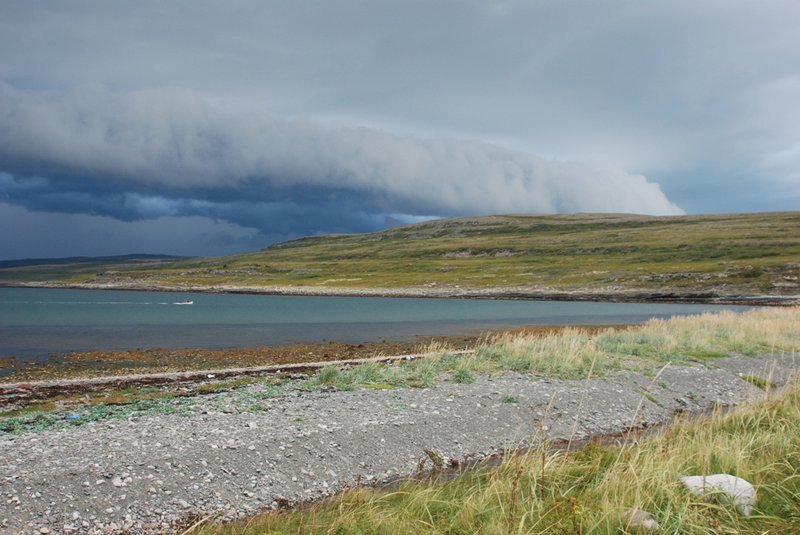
[2,281,798,306]
[2,307,798,533]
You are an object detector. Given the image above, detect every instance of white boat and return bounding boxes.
[174,300,193,305]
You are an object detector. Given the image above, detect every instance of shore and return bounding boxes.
[3,307,799,533]
[0,325,629,387]
[1,352,797,534]
[3,281,799,306]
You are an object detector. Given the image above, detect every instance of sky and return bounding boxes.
[1,1,798,260]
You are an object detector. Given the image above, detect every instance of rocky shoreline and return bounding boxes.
[1,352,797,534]
[3,281,799,306]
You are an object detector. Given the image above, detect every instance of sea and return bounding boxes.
[0,287,751,360]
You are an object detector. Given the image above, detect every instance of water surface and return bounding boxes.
[0,287,749,358]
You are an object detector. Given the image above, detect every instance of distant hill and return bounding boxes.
[1,212,798,302]
[0,254,191,269]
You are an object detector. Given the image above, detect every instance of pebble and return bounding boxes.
[0,355,792,534]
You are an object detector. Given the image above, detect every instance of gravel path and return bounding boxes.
[1,354,797,534]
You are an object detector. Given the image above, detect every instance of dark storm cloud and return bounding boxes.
[0,82,683,237]
[0,201,265,259]
[0,172,416,241]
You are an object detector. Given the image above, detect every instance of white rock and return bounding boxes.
[621,509,660,533]
[681,474,756,515]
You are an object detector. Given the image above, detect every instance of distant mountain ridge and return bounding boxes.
[0,254,191,269]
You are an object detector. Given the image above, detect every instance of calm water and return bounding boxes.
[0,287,750,358]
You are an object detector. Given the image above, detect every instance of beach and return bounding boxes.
[2,351,797,534]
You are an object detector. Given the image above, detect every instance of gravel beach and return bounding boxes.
[1,353,797,535]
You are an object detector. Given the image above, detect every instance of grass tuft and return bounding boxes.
[740,374,774,391]
[450,369,475,384]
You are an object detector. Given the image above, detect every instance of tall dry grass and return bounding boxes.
[300,308,799,390]
[597,307,800,362]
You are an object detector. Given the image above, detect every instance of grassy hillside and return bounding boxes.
[2,212,799,297]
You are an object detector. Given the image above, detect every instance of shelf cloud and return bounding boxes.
[0,83,682,242]
[1,1,797,258]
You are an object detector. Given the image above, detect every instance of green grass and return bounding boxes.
[450,369,475,384]
[3,309,799,532]
[0,376,288,435]
[0,398,194,434]
[3,212,799,296]
[193,379,800,534]
[740,375,775,391]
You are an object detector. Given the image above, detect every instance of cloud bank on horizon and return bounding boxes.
[0,1,798,259]
[0,84,682,226]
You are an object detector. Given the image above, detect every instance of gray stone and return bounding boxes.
[620,508,660,532]
[681,474,756,515]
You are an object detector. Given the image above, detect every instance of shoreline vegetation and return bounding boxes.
[4,307,796,414]
[0,326,632,386]
[1,213,798,306]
